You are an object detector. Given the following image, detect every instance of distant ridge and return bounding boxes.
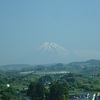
[0,59,100,71]
[86,59,100,63]
[69,59,100,64]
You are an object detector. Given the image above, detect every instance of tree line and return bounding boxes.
[27,81,68,100]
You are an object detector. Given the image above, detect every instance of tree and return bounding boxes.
[49,82,68,100]
[38,75,52,85]
[27,82,45,100]
[1,87,20,100]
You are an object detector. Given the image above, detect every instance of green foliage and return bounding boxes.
[1,87,20,100]
[38,75,52,85]
[27,82,45,100]
[49,81,68,100]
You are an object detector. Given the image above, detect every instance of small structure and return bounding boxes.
[80,92,89,98]
[69,93,78,99]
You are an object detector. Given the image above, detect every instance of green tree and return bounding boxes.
[38,75,52,85]
[49,82,68,100]
[1,87,20,100]
[27,82,45,100]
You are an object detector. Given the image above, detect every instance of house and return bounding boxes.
[69,93,79,99]
[80,92,89,98]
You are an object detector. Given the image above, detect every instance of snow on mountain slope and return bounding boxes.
[16,42,68,64]
[36,42,67,64]
[40,42,67,54]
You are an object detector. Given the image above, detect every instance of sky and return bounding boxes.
[0,0,100,65]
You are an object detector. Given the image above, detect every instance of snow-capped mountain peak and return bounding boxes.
[40,42,67,53]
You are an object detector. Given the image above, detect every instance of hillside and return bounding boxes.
[0,59,100,76]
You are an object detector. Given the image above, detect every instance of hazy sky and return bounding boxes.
[0,0,100,65]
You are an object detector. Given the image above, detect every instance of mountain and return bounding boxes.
[86,59,100,65]
[14,42,68,65]
[66,59,100,74]
[40,42,67,53]
[37,42,67,64]
[1,59,100,73]
[68,59,100,68]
